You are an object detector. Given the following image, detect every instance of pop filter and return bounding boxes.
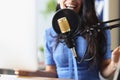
[52,9,81,61]
[52,9,81,37]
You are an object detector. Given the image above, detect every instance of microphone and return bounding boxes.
[57,17,70,33]
[52,9,81,62]
[57,17,78,60]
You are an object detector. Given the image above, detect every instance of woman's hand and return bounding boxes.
[15,70,38,76]
[100,46,120,78]
[111,46,120,66]
[15,65,57,78]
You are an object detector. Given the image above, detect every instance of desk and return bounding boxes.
[0,74,73,80]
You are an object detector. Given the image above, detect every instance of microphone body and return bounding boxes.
[57,17,78,59]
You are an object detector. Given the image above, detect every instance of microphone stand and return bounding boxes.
[92,18,120,31]
[69,18,120,63]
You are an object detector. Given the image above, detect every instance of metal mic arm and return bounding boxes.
[90,18,120,32]
[94,23,120,31]
[99,18,120,24]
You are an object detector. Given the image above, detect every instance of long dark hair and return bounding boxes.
[55,0,107,67]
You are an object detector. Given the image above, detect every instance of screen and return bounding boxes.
[0,0,39,72]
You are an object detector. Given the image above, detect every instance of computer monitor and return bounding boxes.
[0,0,39,72]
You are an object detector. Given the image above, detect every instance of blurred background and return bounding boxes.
[0,0,120,80]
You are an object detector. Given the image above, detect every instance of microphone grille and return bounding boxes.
[57,17,70,33]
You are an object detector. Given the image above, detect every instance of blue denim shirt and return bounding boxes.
[44,27,111,80]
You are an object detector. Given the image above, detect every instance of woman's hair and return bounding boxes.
[55,0,107,68]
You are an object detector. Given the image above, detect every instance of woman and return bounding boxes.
[16,0,120,80]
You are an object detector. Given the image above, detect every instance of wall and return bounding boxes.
[104,0,120,50]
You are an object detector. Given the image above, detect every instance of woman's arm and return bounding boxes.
[100,59,116,78]
[15,65,57,78]
[100,46,120,78]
